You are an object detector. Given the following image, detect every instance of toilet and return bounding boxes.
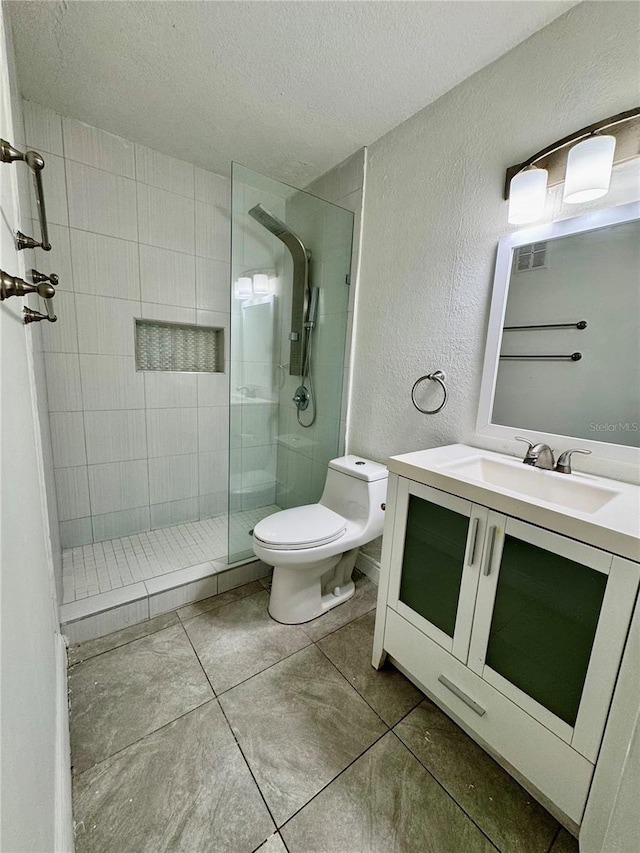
[252,455,388,624]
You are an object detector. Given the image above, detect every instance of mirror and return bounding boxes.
[478,201,640,461]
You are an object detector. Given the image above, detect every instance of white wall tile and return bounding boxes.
[62,117,135,178]
[54,466,90,521]
[150,498,199,530]
[32,221,73,291]
[137,183,194,254]
[59,517,93,549]
[139,244,195,307]
[45,353,83,411]
[197,372,229,407]
[144,372,197,409]
[195,201,229,261]
[217,561,270,593]
[194,168,230,208]
[92,507,150,542]
[32,152,68,226]
[50,411,86,466]
[79,355,144,410]
[22,99,63,155]
[140,302,196,324]
[62,596,149,644]
[148,454,198,504]
[70,229,140,300]
[75,294,139,355]
[146,408,197,457]
[198,407,229,453]
[84,410,147,464]
[199,492,227,519]
[195,257,230,312]
[66,160,137,239]
[147,574,218,617]
[199,450,228,496]
[41,290,78,353]
[135,145,194,198]
[88,459,149,515]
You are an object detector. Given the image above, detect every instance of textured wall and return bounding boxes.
[23,101,232,560]
[350,2,640,480]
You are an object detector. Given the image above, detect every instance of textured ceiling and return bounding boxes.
[6,0,578,184]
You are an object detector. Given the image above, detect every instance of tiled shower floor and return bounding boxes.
[62,507,279,603]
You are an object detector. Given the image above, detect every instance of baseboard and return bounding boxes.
[355,551,380,585]
[54,633,74,852]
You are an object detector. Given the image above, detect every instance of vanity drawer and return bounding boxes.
[384,607,594,824]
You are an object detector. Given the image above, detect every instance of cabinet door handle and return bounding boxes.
[483,526,498,576]
[438,675,486,717]
[469,517,480,565]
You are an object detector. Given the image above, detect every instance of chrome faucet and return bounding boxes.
[515,437,592,474]
[555,448,592,474]
[515,437,555,470]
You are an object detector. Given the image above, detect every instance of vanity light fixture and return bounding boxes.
[508,167,548,224]
[563,134,616,204]
[504,106,639,223]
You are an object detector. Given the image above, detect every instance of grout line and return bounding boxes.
[277,726,390,833]
[67,611,181,668]
[312,631,399,730]
[179,613,282,833]
[70,693,217,780]
[389,727,502,852]
[546,826,562,853]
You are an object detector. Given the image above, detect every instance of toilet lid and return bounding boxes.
[253,505,347,550]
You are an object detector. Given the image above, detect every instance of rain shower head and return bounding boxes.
[248,203,289,239]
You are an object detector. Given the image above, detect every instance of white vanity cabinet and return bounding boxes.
[373,467,640,828]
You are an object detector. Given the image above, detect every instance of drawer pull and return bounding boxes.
[438,675,486,717]
[483,526,498,576]
[469,517,479,565]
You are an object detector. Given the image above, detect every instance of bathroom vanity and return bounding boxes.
[372,444,640,830]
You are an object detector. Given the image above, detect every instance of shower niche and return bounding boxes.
[229,164,354,562]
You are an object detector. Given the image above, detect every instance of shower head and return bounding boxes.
[248,203,289,239]
[247,202,311,377]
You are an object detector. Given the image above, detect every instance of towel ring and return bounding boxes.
[411,370,448,414]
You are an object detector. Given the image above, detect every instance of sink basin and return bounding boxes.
[439,456,619,514]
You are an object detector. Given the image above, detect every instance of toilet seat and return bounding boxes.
[253,505,347,551]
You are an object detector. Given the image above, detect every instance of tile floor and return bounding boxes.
[68,571,580,853]
[63,507,279,603]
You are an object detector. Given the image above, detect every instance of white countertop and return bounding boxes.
[388,444,640,562]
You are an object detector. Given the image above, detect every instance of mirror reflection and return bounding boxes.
[492,218,640,447]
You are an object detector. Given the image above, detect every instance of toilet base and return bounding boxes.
[268,548,359,624]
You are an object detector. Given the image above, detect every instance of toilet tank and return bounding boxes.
[320,455,388,535]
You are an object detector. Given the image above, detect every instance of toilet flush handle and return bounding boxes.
[381,503,386,511]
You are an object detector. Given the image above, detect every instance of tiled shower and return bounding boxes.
[23,98,365,631]
[25,100,232,559]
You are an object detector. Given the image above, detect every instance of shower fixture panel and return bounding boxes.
[248,203,310,376]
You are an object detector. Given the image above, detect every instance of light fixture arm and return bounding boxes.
[504,106,640,199]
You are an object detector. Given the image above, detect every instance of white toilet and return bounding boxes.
[252,455,388,624]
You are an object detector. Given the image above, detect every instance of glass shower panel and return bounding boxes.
[228,164,354,563]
